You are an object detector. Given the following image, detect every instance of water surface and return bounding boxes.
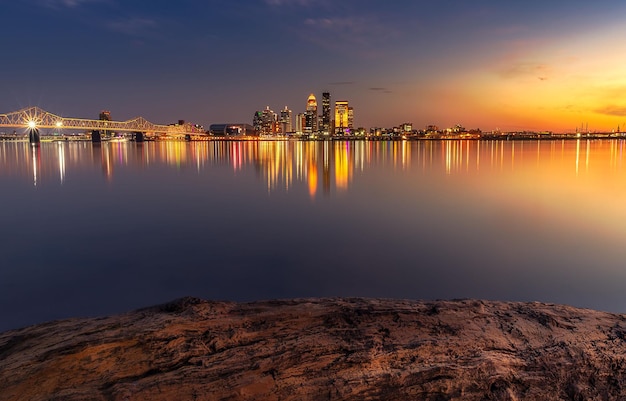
[2,139,626,331]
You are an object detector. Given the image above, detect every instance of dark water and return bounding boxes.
[2,139,626,331]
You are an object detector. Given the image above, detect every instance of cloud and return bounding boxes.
[106,17,157,36]
[264,0,322,6]
[497,62,551,81]
[301,16,398,58]
[369,87,392,93]
[595,105,626,117]
[40,0,109,8]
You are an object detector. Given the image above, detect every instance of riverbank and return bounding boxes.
[1,297,625,400]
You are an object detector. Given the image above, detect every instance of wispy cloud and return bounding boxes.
[497,62,551,81]
[595,105,626,117]
[40,0,109,8]
[301,16,398,58]
[106,17,158,37]
[369,87,392,93]
[264,0,323,6]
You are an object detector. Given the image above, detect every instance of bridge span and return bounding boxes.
[0,106,205,137]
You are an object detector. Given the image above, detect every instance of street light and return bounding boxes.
[28,120,36,129]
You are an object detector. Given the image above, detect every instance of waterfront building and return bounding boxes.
[347,107,354,133]
[280,106,292,135]
[305,94,318,134]
[335,100,349,135]
[253,106,277,135]
[296,113,305,135]
[99,110,112,137]
[209,123,256,136]
[99,110,112,121]
[321,92,331,136]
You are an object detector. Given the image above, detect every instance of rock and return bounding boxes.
[1,297,626,400]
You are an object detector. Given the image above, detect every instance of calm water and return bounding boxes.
[2,139,626,331]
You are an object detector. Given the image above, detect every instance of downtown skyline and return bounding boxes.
[2,1,626,133]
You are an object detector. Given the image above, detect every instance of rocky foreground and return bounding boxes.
[2,298,626,401]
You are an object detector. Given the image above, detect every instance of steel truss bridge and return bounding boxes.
[0,106,205,136]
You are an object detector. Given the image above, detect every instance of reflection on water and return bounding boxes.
[2,139,626,331]
[4,139,626,193]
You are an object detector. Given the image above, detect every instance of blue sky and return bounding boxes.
[2,0,626,131]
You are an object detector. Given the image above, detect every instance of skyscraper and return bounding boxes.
[321,92,331,136]
[253,106,276,135]
[335,100,349,134]
[296,113,305,135]
[99,110,112,121]
[280,106,292,134]
[305,93,318,134]
[347,106,354,133]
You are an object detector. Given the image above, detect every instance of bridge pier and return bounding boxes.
[28,128,40,144]
[134,132,144,142]
[185,134,192,141]
[91,130,101,143]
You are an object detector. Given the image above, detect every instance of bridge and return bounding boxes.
[0,106,206,142]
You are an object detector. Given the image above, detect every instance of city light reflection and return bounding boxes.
[3,139,626,195]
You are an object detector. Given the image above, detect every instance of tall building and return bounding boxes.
[321,92,331,135]
[305,93,318,134]
[99,110,112,138]
[335,100,349,134]
[296,113,306,135]
[347,107,354,133]
[253,106,276,135]
[280,106,292,134]
[99,110,112,121]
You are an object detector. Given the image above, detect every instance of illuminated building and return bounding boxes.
[253,106,276,135]
[99,110,112,121]
[280,106,292,134]
[347,107,354,133]
[295,113,305,135]
[209,123,256,136]
[99,110,112,138]
[335,100,349,134]
[321,92,331,136]
[305,93,318,134]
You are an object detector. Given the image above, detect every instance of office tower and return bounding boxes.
[99,110,112,121]
[305,93,318,134]
[253,111,263,134]
[321,92,331,135]
[99,110,112,138]
[335,100,349,134]
[253,106,276,135]
[347,107,354,132]
[280,106,292,134]
[296,113,305,135]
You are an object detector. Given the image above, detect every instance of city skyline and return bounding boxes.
[2,1,626,132]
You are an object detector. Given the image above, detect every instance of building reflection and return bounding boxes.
[3,139,626,192]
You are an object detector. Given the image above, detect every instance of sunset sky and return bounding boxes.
[2,0,626,132]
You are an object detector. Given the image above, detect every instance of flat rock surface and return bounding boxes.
[2,297,626,400]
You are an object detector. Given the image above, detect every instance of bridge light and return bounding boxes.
[28,121,36,129]
[56,121,63,127]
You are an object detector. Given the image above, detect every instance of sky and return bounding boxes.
[2,0,626,132]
